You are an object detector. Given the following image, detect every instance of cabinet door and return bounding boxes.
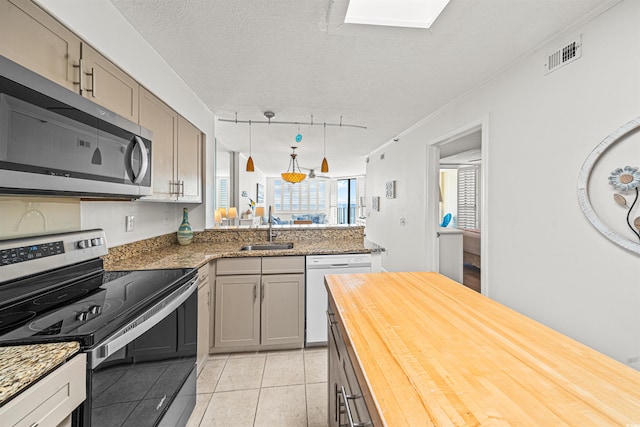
[176,115,202,202]
[0,354,86,427]
[81,43,139,122]
[261,274,304,347]
[197,268,210,376]
[0,0,81,91]
[214,275,260,348]
[139,87,178,200]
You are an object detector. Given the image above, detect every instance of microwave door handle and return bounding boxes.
[130,135,149,184]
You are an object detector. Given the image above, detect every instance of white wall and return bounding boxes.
[238,154,267,216]
[30,0,216,245]
[366,0,640,366]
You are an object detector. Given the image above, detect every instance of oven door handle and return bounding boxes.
[88,276,198,369]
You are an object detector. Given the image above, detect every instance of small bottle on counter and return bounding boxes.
[177,208,193,245]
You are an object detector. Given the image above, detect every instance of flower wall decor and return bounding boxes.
[577,116,640,255]
[608,166,640,242]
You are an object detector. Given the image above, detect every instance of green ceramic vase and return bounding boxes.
[177,207,193,246]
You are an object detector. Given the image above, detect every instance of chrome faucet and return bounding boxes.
[268,205,277,243]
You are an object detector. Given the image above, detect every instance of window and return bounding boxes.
[216,177,229,210]
[439,166,479,229]
[457,166,479,229]
[336,178,358,224]
[345,0,451,29]
[271,178,327,213]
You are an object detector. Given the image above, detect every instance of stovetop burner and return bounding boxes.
[0,310,36,331]
[32,288,90,306]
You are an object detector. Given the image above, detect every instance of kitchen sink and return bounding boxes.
[239,243,294,251]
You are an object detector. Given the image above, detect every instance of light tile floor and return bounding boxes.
[187,347,328,427]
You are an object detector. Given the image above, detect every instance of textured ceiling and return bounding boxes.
[109,0,610,177]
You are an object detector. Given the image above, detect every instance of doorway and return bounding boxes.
[425,118,488,295]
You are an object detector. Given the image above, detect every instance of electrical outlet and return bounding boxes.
[126,215,135,232]
[162,211,170,226]
[400,217,406,226]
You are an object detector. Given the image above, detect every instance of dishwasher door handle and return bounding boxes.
[329,263,349,268]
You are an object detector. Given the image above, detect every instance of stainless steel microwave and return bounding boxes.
[0,55,152,198]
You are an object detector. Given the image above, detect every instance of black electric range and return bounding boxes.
[0,229,198,427]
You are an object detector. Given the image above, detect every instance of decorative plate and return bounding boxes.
[577,117,640,255]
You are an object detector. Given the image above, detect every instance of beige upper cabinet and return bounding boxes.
[80,44,139,123]
[177,115,202,202]
[0,0,81,91]
[139,87,178,199]
[0,0,139,123]
[1,0,202,202]
[140,88,202,202]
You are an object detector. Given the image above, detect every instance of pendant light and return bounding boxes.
[246,120,255,172]
[321,122,329,173]
[281,146,306,184]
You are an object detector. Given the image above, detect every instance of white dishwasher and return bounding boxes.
[305,253,372,345]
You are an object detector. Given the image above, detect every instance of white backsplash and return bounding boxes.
[80,200,205,248]
[0,196,81,239]
[0,196,205,249]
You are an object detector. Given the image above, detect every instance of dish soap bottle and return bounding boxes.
[177,207,193,245]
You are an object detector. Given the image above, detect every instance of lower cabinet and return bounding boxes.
[261,273,305,347]
[212,256,305,353]
[328,300,373,427]
[0,353,86,427]
[214,274,261,348]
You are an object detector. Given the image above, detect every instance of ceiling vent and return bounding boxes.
[545,35,582,75]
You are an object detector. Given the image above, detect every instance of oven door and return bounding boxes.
[80,278,198,427]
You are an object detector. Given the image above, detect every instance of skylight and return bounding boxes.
[344,0,451,29]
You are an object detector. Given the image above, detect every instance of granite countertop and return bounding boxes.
[0,342,80,406]
[105,237,384,271]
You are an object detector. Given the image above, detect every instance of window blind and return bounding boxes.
[457,166,478,229]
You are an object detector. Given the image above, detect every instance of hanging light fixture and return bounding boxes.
[246,120,255,172]
[321,122,329,173]
[281,146,306,184]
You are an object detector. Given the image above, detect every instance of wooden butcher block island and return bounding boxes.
[325,272,640,426]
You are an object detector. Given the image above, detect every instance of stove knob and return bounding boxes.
[89,305,102,315]
[76,311,90,321]
[77,239,93,249]
[91,237,103,246]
